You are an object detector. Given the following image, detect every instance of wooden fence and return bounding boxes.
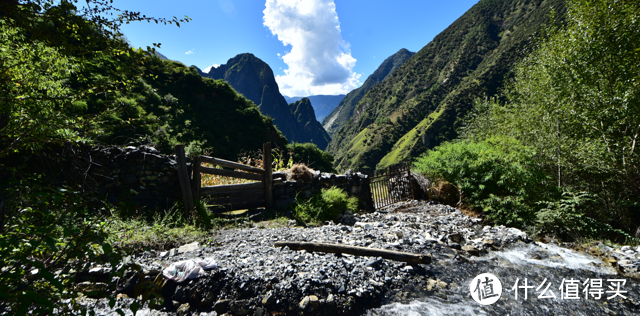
[175,143,273,215]
[370,162,415,210]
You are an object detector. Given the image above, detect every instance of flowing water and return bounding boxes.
[368,242,640,315]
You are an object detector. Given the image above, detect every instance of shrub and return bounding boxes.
[292,187,358,225]
[285,142,335,173]
[413,136,557,228]
[535,191,638,243]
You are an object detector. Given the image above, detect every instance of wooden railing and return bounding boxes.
[175,143,273,215]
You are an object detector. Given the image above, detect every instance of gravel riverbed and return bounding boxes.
[85,200,640,315]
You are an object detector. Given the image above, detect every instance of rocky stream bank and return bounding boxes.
[82,201,640,315]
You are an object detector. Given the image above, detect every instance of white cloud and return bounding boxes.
[203,64,220,73]
[185,49,195,55]
[263,0,361,96]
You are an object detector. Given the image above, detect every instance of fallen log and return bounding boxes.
[274,241,431,265]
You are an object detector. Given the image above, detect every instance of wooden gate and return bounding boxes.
[175,143,273,214]
[370,162,414,209]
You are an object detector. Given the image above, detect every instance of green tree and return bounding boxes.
[465,0,640,233]
[0,1,189,314]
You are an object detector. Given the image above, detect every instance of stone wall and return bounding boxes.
[271,172,374,212]
[72,145,373,213]
[80,145,188,211]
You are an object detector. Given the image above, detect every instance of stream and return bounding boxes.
[369,241,640,315]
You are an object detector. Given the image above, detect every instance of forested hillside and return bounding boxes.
[288,98,331,150]
[323,48,414,136]
[328,0,565,173]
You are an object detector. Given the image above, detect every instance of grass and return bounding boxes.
[104,207,212,253]
[102,151,321,254]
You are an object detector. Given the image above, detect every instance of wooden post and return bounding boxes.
[192,155,202,203]
[175,145,194,216]
[406,161,415,200]
[263,142,273,208]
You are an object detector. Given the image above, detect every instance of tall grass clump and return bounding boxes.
[292,187,358,225]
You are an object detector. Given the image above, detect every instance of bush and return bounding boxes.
[283,143,335,173]
[413,136,557,228]
[0,180,125,315]
[292,187,358,225]
[535,191,638,243]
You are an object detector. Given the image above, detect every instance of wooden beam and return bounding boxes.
[204,188,265,198]
[263,142,273,209]
[175,145,194,216]
[200,182,264,195]
[209,200,266,213]
[273,242,431,265]
[209,194,266,205]
[406,161,415,200]
[199,166,264,181]
[200,155,265,174]
[192,155,201,203]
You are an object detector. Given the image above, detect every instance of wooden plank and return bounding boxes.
[192,155,201,202]
[199,166,263,181]
[406,161,415,200]
[274,242,431,265]
[209,200,266,213]
[263,142,273,208]
[175,145,194,216]
[200,155,265,174]
[205,187,265,197]
[200,182,264,195]
[204,189,265,199]
[209,195,265,205]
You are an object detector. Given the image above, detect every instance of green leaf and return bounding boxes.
[40,269,64,289]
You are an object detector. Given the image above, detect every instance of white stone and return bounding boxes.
[178,242,200,253]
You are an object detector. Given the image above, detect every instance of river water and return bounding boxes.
[368,241,640,315]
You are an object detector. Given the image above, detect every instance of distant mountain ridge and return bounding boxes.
[288,98,331,149]
[322,48,415,136]
[284,95,346,121]
[197,53,331,149]
[327,0,566,173]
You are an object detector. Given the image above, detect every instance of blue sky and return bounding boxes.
[114,0,479,97]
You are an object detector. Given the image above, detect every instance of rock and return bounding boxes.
[427,279,437,291]
[254,307,264,316]
[462,245,480,256]
[178,242,200,253]
[213,299,231,314]
[230,300,250,316]
[177,303,190,316]
[326,294,336,305]
[308,295,320,309]
[75,282,108,297]
[448,232,463,243]
[299,296,311,310]
[262,291,276,305]
[201,291,216,307]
